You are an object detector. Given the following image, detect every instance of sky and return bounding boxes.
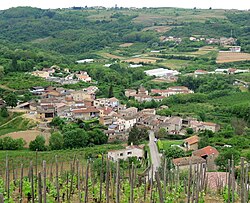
[0,0,249,10]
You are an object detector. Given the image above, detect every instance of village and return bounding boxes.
[3,63,228,174]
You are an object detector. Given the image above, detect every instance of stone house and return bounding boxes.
[172,156,206,171]
[184,135,199,151]
[192,146,219,171]
[108,145,144,161]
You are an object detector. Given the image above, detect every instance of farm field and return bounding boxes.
[123,57,158,64]
[216,52,250,63]
[1,130,50,147]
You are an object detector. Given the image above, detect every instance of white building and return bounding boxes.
[229,46,241,53]
[144,68,180,77]
[108,145,144,161]
[76,59,94,63]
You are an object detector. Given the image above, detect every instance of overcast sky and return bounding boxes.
[0,0,249,10]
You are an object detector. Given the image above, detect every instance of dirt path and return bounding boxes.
[0,115,23,128]
[0,84,16,91]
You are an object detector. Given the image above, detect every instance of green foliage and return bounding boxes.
[215,148,240,171]
[0,107,9,117]
[186,128,194,135]
[127,126,149,145]
[4,93,18,108]
[164,147,186,159]
[29,135,47,151]
[156,128,167,138]
[0,136,26,150]
[49,132,64,150]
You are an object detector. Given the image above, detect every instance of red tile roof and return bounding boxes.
[72,107,100,114]
[184,135,199,145]
[192,146,219,157]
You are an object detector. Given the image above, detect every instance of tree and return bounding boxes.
[88,129,108,145]
[164,147,186,159]
[4,93,18,108]
[0,107,9,117]
[63,128,89,149]
[49,132,64,150]
[50,117,65,129]
[215,148,240,171]
[128,126,149,145]
[108,83,114,98]
[29,135,46,151]
[157,128,167,138]
[186,128,194,135]
[0,137,25,150]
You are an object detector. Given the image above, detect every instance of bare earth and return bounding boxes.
[142,26,172,33]
[2,130,51,147]
[123,57,157,64]
[102,53,124,59]
[217,52,250,63]
[119,43,134,47]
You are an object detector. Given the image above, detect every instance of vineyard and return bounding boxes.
[0,150,249,203]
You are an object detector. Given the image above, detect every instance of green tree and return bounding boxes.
[4,93,18,108]
[108,83,114,98]
[29,135,46,151]
[186,128,194,135]
[0,107,9,117]
[215,148,240,171]
[157,128,167,138]
[88,129,108,145]
[164,147,186,159]
[63,128,89,149]
[49,132,64,150]
[128,126,148,145]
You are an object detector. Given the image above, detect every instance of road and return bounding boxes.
[148,130,161,180]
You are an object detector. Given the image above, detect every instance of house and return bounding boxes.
[108,145,144,161]
[172,156,206,170]
[72,107,100,120]
[75,72,92,83]
[76,59,94,63]
[140,108,156,115]
[144,68,180,77]
[190,121,220,133]
[118,107,138,117]
[192,146,219,171]
[42,68,55,74]
[30,86,45,95]
[125,89,137,98]
[71,90,92,101]
[94,97,120,108]
[184,135,200,151]
[36,105,56,120]
[166,116,183,133]
[31,71,50,79]
[138,86,148,95]
[229,46,241,52]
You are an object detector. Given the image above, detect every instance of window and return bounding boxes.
[127,151,132,155]
[120,153,123,156]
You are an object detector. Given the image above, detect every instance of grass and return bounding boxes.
[0,72,52,90]
[161,140,183,150]
[0,112,22,126]
[0,116,37,136]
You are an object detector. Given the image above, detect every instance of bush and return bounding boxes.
[29,135,46,151]
[0,136,26,150]
[49,132,64,150]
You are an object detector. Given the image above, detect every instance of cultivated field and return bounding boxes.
[142,26,172,33]
[100,52,124,59]
[119,43,134,47]
[123,57,157,64]
[216,52,250,63]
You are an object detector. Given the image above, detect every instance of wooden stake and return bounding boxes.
[38,172,42,203]
[116,160,120,203]
[19,164,23,203]
[43,160,47,203]
[84,160,89,203]
[30,161,35,203]
[55,156,60,202]
[99,154,104,202]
